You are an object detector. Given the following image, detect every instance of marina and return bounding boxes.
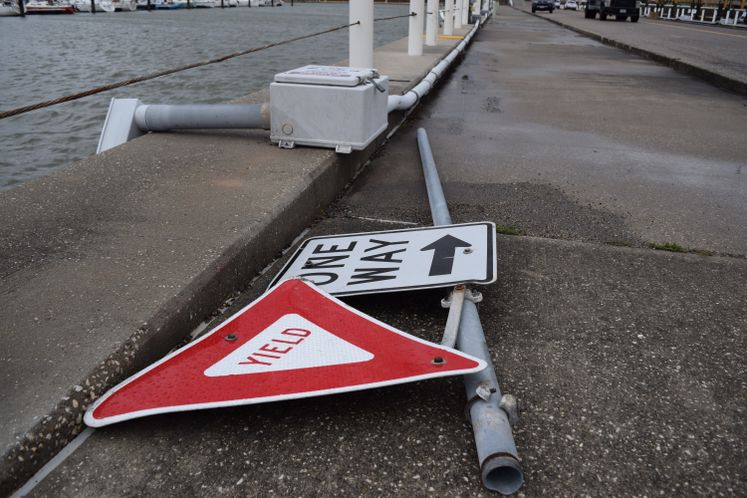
[1,1,746,496]
[0,1,21,14]
[0,3,409,190]
[0,0,283,15]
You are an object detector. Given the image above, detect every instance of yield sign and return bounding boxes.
[85,279,486,427]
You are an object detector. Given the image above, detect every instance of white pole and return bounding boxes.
[349,0,374,68]
[408,0,425,56]
[462,0,469,24]
[454,0,462,28]
[426,0,438,46]
[444,0,455,34]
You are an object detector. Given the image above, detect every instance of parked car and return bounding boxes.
[532,0,554,12]
[564,0,578,9]
[554,0,561,7]
[585,0,639,21]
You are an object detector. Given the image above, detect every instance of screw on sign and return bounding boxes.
[85,279,486,427]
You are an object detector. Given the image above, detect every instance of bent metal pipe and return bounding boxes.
[416,127,524,495]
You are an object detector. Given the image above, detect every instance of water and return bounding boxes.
[0,3,409,191]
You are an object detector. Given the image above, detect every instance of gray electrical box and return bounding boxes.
[270,65,389,154]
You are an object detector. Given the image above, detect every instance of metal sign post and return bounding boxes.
[416,128,524,495]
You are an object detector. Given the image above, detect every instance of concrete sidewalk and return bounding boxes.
[0,26,474,495]
[516,1,747,95]
[18,8,746,497]
[24,231,747,498]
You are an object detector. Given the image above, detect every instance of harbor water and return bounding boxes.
[0,3,409,191]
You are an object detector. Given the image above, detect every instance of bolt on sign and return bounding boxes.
[269,222,496,296]
[85,279,486,427]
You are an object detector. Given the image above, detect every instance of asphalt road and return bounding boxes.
[518,2,747,86]
[22,8,746,498]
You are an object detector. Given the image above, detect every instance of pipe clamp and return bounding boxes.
[464,384,497,424]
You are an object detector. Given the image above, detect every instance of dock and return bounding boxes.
[2,5,746,496]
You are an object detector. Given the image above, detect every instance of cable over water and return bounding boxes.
[0,13,409,121]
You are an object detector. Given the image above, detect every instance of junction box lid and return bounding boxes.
[274,65,380,87]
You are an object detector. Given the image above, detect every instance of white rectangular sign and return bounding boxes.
[269,222,496,296]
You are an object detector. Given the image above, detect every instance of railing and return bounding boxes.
[643,3,747,24]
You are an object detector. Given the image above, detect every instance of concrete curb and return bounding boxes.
[0,30,479,497]
[518,8,747,97]
[0,145,376,497]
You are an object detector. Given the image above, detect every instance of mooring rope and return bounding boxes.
[0,13,414,121]
[373,12,417,21]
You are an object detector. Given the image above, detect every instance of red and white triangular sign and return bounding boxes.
[85,279,486,427]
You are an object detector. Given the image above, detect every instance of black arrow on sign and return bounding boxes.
[420,235,472,276]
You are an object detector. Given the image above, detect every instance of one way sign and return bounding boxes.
[270,222,496,296]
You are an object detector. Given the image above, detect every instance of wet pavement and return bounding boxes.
[17,7,747,498]
[517,1,747,88]
[0,26,475,496]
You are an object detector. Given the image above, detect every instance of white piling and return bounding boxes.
[349,0,374,68]
[408,0,425,56]
[462,0,469,25]
[426,0,438,46]
[444,0,455,35]
[455,0,463,28]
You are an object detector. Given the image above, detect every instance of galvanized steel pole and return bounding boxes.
[416,128,523,495]
[349,0,374,68]
[456,300,523,495]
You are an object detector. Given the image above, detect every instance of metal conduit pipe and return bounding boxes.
[134,103,271,131]
[416,128,523,495]
[457,302,523,495]
[387,20,480,113]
